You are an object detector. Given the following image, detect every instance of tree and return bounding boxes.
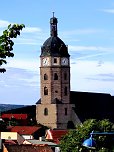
[0,23,25,72]
[60,119,113,152]
[0,119,7,131]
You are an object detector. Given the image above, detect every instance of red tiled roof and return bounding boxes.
[46,129,68,144]
[5,140,17,145]
[1,114,28,120]
[10,126,41,135]
[4,144,53,152]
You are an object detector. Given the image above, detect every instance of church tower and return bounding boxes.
[36,14,75,129]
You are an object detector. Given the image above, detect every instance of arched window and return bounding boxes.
[44,74,48,80]
[64,86,67,96]
[54,73,58,80]
[44,87,48,95]
[44,108,48,116]
[64,73,67,80]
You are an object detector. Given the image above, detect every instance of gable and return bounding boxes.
[10,126,41,135]
[45,129,68,144]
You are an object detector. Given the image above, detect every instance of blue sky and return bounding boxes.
[0,0,114,105]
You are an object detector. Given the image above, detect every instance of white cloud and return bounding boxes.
[76,52,110,60]
[0,67,39,105]
[0,20,11,35]
[5,59,40,71]
[102,9,114,13]
[71,60,114,95]
[22,27,42,33]
[12,27,46,45]
[0,20,10,28]
[0,68,39,89]
[72,60,114,75]
[0,20,43,46]
[69,45,114,52]
[14,37,41,45]
[61,29,103,36]
[18,75,39,87]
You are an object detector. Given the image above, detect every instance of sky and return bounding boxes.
[0,0,114,105]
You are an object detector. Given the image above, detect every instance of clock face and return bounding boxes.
[61,58,68,65]
[42,57,49,66]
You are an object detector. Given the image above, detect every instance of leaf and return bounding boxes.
[0,59,7,65]
[8,24,11,29]
[21,24,25,28]
[3,30,8,36]
[0,68,6,73]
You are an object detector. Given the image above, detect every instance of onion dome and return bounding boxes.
[40,14,70,57]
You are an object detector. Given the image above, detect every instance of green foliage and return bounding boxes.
[7,120,19,126]
[0,23,25,72]
[60,119,113,152]
[0,120,7,131]
[98,119,113,132]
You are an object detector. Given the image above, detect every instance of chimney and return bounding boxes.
[39,137,42,141]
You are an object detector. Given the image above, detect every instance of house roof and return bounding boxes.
[45,129,68,144]
[1,114,28,120]
[26,139,58,147]
[70,91,114,122]
[4,140,17,145]
[4,144,53,152]
[10,126,41,135]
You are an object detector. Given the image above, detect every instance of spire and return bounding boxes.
[50,12,58,37]
[53,12,54,18]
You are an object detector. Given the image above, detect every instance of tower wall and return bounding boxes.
[36,15,75,129]
[36,104,57,129]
